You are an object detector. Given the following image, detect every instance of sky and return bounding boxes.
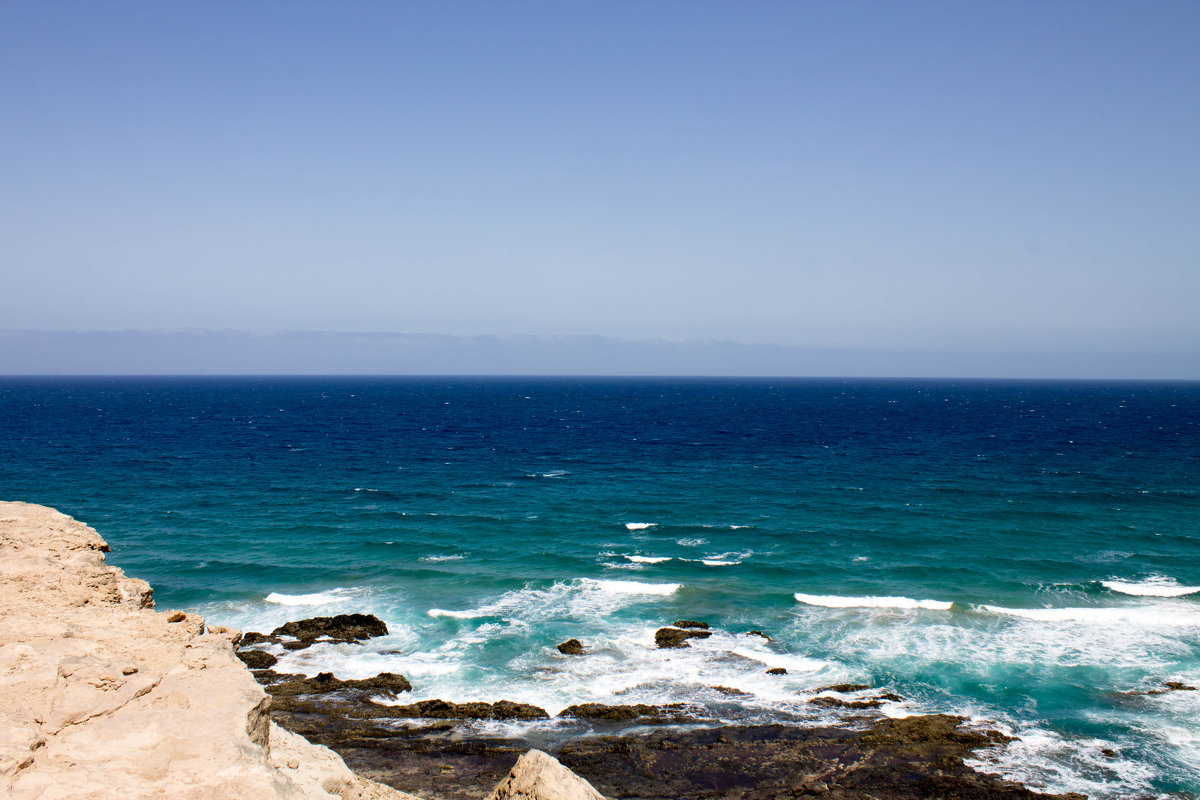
[1,1,1198,375]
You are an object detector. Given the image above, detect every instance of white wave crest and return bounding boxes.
[427,608,490,619]
[676,537,707,547]
[1102,576,1200,597]
[264,588,356,607]
[625,522,656,530]
[423,577,681,626]
[978,604,1200,627]
[420,554,467,563]
[626,555,672,564]
[794,592,953,611]
[587,578,680,596]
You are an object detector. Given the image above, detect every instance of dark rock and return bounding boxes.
[673,620,710,629]
[281,640,310,651]
[236,649,279,669]
[809,695,885,710]
[557,638,586,655]
[654,626,712,648]
[746,630,771,641]
[262,670,412,700]
[555,715,1080,800]
[1101,747,1118,757]
[240,631,274,647]
[710,686,751,697]
[356,698,549,720]
[270,613,388,647]
[558,703,700,723]
[766,667,787,675]
[816,683,872,693]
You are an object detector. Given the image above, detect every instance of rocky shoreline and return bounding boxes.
[0,502,600,800]
[238,614,1089,800]
[0,501,1101,799]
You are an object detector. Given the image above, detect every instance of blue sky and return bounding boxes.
[2,1,1197,373]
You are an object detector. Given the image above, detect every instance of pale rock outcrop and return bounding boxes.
[268,723,421,800]
[0,502,416,800]
[486,750,606,800]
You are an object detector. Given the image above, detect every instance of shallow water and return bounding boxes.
[2,376,1198,797]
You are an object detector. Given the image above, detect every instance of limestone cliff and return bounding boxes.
[0,501,420,800]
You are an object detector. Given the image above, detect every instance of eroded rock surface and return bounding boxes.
[487,749,605,800]
[0,501,416,800]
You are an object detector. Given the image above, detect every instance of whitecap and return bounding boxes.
[676,537,707,547]
[794,592,953,611]
[427,608,491,619]
[420,554,467,563]
[587,578,680,596]
[977,603,1200,627]
[626,555,672,564]
[1102,575,1200,597]
[625,522,656,531]
[264,588,357,607]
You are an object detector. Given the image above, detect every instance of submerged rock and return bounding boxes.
[557,638,586,655]
[654,626,712,648]
[766,667,787,675]
[746,630,772,641]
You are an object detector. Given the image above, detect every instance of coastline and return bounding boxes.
[1,501,1093,799]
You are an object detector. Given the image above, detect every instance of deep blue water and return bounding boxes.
[2,377,1199,798]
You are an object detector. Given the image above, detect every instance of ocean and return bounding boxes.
[2,376,1198,798]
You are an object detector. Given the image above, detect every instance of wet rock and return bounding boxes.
[810,690,903,710]
[558,703,699,723]
[236,649,278,669]
[816,683,871,693]
[809,696,884,710]
[1148,681,1198,694]
[269,613,388,647]
[710,685,751,697]
[357,699,549,720]
[557,638,586,655]
[555,715,1080,800]
[766,667,787,675]
[262,670,412,700]
[654,626,712,648]
[673,620,710,629]
[239,631,274,647]
[746,630,771,641]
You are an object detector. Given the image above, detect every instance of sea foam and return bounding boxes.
[264,588,356,607]
[625,522,656,530]
[1101,576,1200,597]
[794,592,953,611]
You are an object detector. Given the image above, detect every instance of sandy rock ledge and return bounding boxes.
[0,501,423,800]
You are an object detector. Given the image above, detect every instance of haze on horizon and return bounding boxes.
[2,1,1198,377]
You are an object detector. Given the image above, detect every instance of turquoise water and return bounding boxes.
[2,377,1198,797]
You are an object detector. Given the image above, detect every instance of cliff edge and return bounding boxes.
[0,501,421,800]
